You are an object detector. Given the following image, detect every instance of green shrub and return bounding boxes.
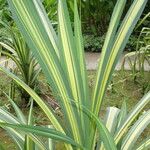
[83,34,105,52]
[0,25,41,104]
[83,34,138,52]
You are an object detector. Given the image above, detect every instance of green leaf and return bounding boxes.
[121,110,150,150]
[0,106,46,150]
[0,107,25,148]
[92,0,148,115]
[25,99,35,150]
[4,93,26,124]
[0,66,64,134]
[99,107,120,150]
[74,0,90,144]
[114,91,150,144]
[92,0,127,114]
[58,0,85,143]
[66,100,117,150]
[0,123,82,149]
[83,106,117,150]
[7,1,81,145]
[47,125,55,150]
[104,107,120,135]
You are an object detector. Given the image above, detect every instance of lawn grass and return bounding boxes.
[0,70,149,149]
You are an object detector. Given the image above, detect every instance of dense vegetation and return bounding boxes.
[1,0,150,52]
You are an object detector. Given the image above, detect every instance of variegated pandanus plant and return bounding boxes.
[0,0,149,150]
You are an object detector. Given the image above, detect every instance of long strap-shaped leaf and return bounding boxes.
[99,107,120,150]
[0,107,25,143]
[63,98,118,150]
[0,43,27,80]
[121,110,150,150]
[5,93,26,124]
[33,0,60,58]
[80,102,117,150]
[25,99,34,150]
[0,123,82,149]
[92,0,127,113]
[74,0,89,106]
[0,66,74,150]
[92,0,148,115]
[58,0,86,143]
[58,0,83,103]
[0,67,63,131]
[88,0,127,148]
[89,0,147,148]
[114,91,150,144]
[0,107,46,150]
[74,0,90,142]
[7,0,81,145]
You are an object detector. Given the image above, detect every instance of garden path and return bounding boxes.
[0,52,149,71]
[85,52,150,71]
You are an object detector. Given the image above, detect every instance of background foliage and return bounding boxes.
[1,0,150,52]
